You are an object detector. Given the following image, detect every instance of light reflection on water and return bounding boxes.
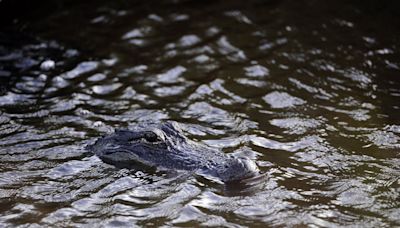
[0,0,399,226]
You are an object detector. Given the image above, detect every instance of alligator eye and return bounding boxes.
[144,132,159,142]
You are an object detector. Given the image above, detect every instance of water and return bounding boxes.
[1,0,399,226]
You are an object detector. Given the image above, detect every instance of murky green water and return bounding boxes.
[1,0,399,227]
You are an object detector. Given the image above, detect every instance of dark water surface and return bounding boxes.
[1,0,399,227]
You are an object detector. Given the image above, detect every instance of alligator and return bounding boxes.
[87,121,259,183]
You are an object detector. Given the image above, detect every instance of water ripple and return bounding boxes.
[0,0,399,227]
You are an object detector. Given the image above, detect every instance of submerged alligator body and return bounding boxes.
[87,121,258,182]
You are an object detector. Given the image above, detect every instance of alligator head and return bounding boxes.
[87,121,259,182]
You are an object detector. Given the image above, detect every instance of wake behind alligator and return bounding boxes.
[87,121,259,183]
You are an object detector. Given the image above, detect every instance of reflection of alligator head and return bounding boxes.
[87,121,259,182]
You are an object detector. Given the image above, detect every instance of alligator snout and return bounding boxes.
[238,157,259,173]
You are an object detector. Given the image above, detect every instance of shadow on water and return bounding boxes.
[222,172,269,196]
